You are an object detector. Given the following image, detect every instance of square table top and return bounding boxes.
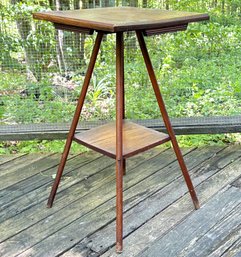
[33,7,209,33]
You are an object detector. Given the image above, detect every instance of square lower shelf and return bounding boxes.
[73,121,170,159]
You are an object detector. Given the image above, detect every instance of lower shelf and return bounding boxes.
[73,121,170,159]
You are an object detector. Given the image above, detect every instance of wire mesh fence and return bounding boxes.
[0,0,241,130]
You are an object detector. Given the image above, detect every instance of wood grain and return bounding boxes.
[33,7,209,33]
[73,121,170,158]
[0,152,101,223]
[137,186,241,257]
[0,148,162,243]
[71,147,222,256]
[5,148,190,257]
[0,154,27,166]
[0,154,51,179]
[1,147,241,256]
[101,145,241,257]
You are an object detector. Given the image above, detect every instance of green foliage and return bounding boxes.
[0,140,88,154]
[1,0,241,153]
[0,1,56,77]
[2,79,78,123]
[177,134,241,148]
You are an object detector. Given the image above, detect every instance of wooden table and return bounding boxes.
[33,7,209,253]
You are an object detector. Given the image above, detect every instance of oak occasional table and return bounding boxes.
[33,7,209,253]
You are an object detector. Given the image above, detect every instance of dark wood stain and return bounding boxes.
[73,121,170,158]
[33,7,209,33]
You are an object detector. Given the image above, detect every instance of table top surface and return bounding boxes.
[33,7,209,33]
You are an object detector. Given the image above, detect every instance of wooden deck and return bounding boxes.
[1,145,241,256]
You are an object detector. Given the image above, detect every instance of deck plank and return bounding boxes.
[0,152,98,203]
[182,204,241,257]
[137,186,241,257]
[101,145,241,257]
[216,237,241,257]
[0,147,166,251]
[0,154,27,165]
[14,147,220,257]
[0,148,190,257]
[0,153,52,179]
[1,146,241,257]
[70,146,224,256]
[0,153,61,191]
[0,152,108,226]
[0,148,160,220]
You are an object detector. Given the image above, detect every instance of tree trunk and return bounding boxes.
[55,29,67,74]
[122,0,127,7]
[213,0,218,8]
[11,0,42,81]
[49,0,66,74]
[54,0,87,72]
[72,0,83,69]
[142,0,147,8]
[130,0,138,7]
[221,0,225,14]
[48,0,55,9]
[0,7,12,70]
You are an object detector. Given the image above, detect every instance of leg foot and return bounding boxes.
[116,242,123,253]
[136,31,199,209]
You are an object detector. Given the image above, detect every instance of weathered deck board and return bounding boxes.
[0,153,51,178]
[219,237,241,257]
[137,186,241,257]
[73,146,224,256]
[0,145,241,257]
[0,152,97,204]
[0,152,109,234]
[95,145,241,257]
[0,148,178,256]
[0,153,27,165]
[181,205,241,257]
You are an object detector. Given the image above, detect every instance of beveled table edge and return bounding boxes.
[33,7,209,33]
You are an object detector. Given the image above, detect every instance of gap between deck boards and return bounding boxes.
[1,146,241,257]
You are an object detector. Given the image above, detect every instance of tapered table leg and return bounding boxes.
[121,35,126,177]
[47,32,104,208]
[136,31,199,210]
[116,32,124,253]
